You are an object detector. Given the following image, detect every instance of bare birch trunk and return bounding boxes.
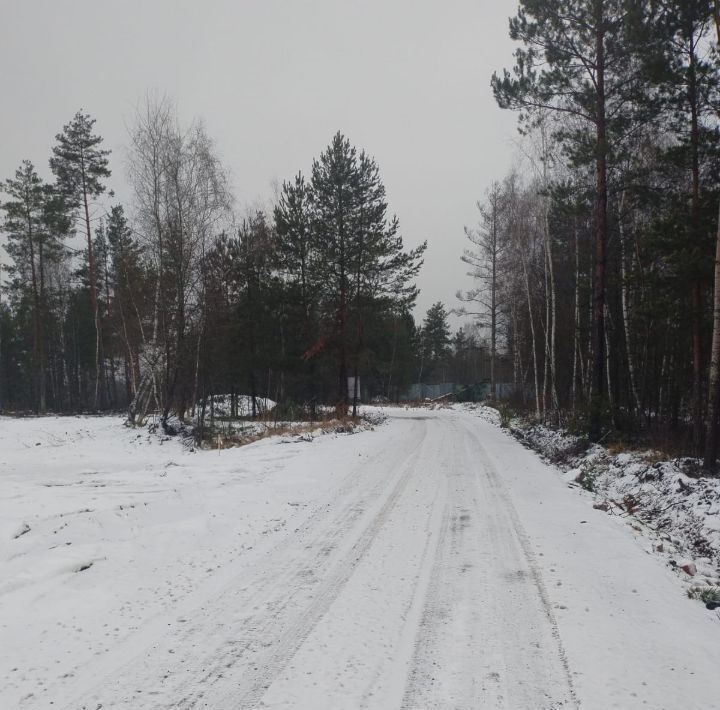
[542,240,550,418]
[619,192,640,417]
[540,134,558,414]
[604,305,613,415]
[521,251,541,418]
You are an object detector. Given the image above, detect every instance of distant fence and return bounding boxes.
[398,382,516,403]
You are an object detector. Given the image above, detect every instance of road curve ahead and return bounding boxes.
[64,408,718,710]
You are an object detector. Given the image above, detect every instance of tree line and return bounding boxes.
[463,0,720,469]
[8,0,719,471]
[0,89,503,428]
[0,97,436,427]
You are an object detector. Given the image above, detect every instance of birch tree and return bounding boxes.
[126,94,230,425]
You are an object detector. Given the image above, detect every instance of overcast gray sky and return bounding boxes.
[1,0,518,323]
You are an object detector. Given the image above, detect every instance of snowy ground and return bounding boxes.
[500,409,720,597]
[1,408,719,709]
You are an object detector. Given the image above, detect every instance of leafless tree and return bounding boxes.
[126,93,231,425]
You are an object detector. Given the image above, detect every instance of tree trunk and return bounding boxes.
[589,7,608,443]
[490,196,498,400]
[704,201,720,471]
[541,126,559,414]
[688,35,704,453]
[521,250,541,418]
[619,192,641,417]
[26,207,45,413]
[572,219,581,413]
[543,242,550,417]
[702,0,720,471]
[80,158,101,411]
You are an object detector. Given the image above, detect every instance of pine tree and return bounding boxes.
[235,212,277,418]
[50,110,111,409]
[2,161,70,412]
[703,1,720,469]
[310,132,425,414]
[492,0,651,440]
[655,1,718,452]
[274,174,319,408]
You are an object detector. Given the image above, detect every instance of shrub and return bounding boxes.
[688,586,720,609]
[498,403,513,429]
[574,460,604,492]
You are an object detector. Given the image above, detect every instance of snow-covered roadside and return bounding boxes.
[460,404,720,607]
[3,407,720,708]
[159,405,386,447]
[0,413,382,708]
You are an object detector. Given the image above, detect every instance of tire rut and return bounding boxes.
[202,420,431,708]
[68,421,427,710]
[401,414,578,709]
[464,419,580,709]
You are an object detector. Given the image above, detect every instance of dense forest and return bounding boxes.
[4,0,720,472]
[460,0,720,470]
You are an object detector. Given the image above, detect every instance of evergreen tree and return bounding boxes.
[492,0,652,440]
[1,162,69,412]
[705,3,720,469]
[458,181,509,399]
[274,173,320,408]
[654,0,718,452]
[310,132,425,413]
[50,110,111,409]
[420,302,452,383]
[235,212,278,417]
[106,205,147,403]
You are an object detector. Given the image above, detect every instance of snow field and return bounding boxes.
[1,408,719,709]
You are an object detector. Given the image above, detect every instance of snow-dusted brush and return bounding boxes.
[464,403,720,613]
[134,398,390,451]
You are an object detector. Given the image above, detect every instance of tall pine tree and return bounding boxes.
[492,0,652,441]
[310,132,425,413]
[50,110,111,409]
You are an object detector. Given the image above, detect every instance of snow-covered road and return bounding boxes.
[1,408,718,709]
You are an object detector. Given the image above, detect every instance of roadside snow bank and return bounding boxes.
[146,405,386,449]
[462,404,720,604]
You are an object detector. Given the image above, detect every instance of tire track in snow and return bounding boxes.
[464,417,580,709]
[401,413,578,709]
[67,417,429,710]
[203,418,432,708]
[398,472,454,709]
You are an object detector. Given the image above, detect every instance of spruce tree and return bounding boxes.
[420,302,452,383]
